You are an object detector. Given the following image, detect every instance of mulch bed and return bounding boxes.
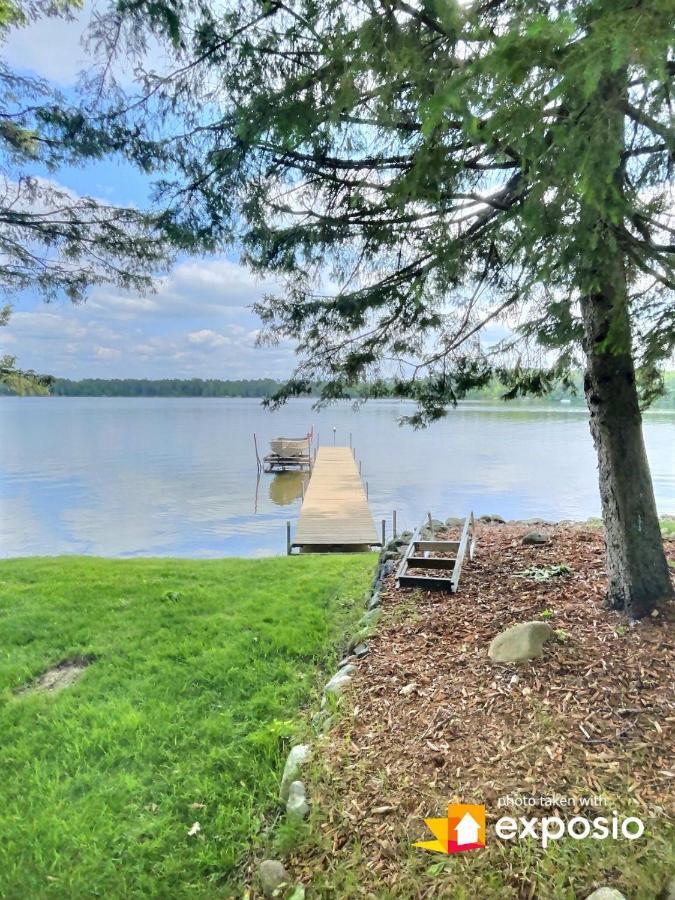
[289,523,675,893]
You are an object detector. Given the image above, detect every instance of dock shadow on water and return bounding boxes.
[16,655,94,696]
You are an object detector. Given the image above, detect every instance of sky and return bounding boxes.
[1,4,299,381]
[1,3,515,382]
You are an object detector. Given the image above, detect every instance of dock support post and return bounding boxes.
[286,521,291,555]
[393,510,397,538]
[333,427,336,445]
[381,518,386,546]
[253,433,261,474]
[366,481,369,500]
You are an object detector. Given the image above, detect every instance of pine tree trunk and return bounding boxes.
[580,279,673,620]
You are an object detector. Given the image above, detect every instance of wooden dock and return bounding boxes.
[292,447,379,551]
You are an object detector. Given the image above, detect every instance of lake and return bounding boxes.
[1,396,673,557]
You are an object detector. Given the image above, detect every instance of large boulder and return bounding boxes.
[522,530,549,545]
[280,744,311,801]
[258,859,291,898]
[488,621,553,663]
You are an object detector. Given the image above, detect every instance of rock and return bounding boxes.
[382,550,398,561]
[665,876,675,900]
[584,889,627,900]
[338,654,354,668]
[488,621,554,663]
[399,682,417,696]
[280,745,311,801]
[421,520,444,539]
[381,560,396,576]
[353,642,369,658]
[399,530,413,542]
[522,530,549,545]
[444,516,463,526]
[286,780,309,820]
[336,663,356,677]
[368,591,381,611]
[479,514,505,523]
[324,673,352,696]
[360,609,379,627]
[258,859,291,898]
[311,710,334,733]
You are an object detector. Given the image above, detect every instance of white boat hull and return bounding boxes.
[270,438,309,458]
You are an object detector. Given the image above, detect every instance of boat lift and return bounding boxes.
[254,427,314,473]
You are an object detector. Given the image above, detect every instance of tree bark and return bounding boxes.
[581,278,673,619]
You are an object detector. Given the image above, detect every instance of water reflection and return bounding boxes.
[269,471,307,506]
[0,396,672,558]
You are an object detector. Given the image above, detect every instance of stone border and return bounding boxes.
[254,514,647,897]
[255,535,409,897]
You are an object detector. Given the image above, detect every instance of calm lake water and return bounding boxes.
[1,396,673,558]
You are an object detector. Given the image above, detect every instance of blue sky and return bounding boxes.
[2,4,515,382]
[1,4,297,380]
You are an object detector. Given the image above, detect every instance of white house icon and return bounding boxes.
[455,812,481,846]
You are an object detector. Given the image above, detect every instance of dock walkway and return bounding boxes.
[292,447,379,551]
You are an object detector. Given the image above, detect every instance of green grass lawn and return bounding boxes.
[0,555,374,899]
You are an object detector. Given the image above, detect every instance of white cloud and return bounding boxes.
[187,329,229,347]
[88,257,278,322]
[3,1,171,88]
[95,345,121,359]
[2,254,295,379]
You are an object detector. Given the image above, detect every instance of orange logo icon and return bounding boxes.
[414,803,486,854]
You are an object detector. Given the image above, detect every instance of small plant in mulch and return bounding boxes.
[514,563,572,581]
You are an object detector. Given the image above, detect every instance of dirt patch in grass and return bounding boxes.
[282,523,675,898]
[17,655,93,695]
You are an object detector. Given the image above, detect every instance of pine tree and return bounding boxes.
[0,0,174,303]
[95,0,674,616]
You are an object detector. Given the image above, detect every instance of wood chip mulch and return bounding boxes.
[289,523,675,895]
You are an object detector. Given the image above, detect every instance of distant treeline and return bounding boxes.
[48,378,282,397]
[2,373,673,406]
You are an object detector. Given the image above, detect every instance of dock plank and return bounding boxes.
[294,447,378,548]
